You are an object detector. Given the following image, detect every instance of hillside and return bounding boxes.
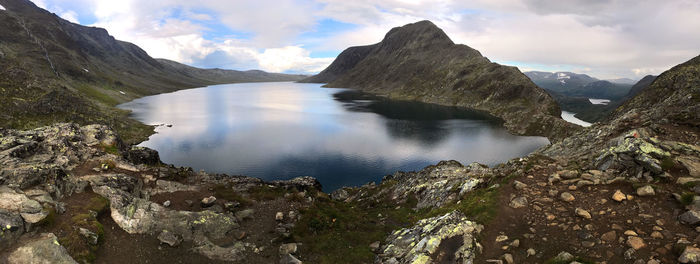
[0,0,304,143]
[302,20,576,139]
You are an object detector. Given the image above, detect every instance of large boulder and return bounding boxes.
[0,209,25,250]
[4,233,77,264]
[123,146,161,166]
[376,211,482,264]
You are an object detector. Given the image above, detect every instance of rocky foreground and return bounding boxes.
[0,116,698,264]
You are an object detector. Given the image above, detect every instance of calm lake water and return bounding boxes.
[119,82,549,191]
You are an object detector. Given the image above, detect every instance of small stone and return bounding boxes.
[369,241,380,251]
[636,185,655,196]
[503,253,514,264]
[582,241,596,247]
[280,253,302,264]
[276,212,284,221]
[575,208,592,219]
[624,230,639,236]
[157,230,182,247]
[510,239,520,248]
[680,210,700,225]
[526,248,536,257]
[568,185,577,191]
[546,213,556,220]
[627,236,645,250]
[201,196,216,207]
[279,243,297,255]
[184,200,193,207]
[601,231,617,242]
[79,228,99,245]
[552,251,574,262]
[560,192,575,202]
[513,181,527,190]
[612,190,627,202]
[163,200,171,207]
[496,235,509,243]
[548,190,559,196]
[509,197,528,209]
[651,231,664,239]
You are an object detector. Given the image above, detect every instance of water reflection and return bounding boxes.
[119,82,549,191]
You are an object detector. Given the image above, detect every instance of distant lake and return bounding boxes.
[589,98,611,105]
[561,111,592,127]
[119,82,549,191]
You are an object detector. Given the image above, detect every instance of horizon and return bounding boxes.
[25,0,700,79]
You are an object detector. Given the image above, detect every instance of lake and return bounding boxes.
[119,82,550,191]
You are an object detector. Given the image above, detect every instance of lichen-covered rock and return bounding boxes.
[376,211,482,264]
[370,161,487,209]
[4,233,77,264]
[123,146,160,166]
[0,209,24,250]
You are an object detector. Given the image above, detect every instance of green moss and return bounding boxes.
[661,156,675,172]
[87,196,110,214]
[681,192,696,206]
[98,143,120,155]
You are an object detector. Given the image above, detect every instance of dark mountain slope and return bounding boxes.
[625,74,656,99]
[0,0,303,143]
[302,20,576,139]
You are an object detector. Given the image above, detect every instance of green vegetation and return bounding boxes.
[213,184,252,207]
[661,156,675,172]
[681,192,696,206]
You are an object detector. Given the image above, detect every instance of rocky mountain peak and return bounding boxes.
[378,20,454,51]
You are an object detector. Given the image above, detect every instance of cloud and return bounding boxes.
[34,0,700,78]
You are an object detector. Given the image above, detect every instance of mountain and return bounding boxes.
[302,20,575,139]
[607,77,638,85]
[625,74,657,99]
[0,0,303,143]
[524,71,633,100]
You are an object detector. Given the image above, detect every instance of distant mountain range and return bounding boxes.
[0,0,304,143]
[302,20,576,139]
[523,71,634,100]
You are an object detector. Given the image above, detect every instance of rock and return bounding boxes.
[612,190,627,202]
[0,209,25,250]
[551,251,574,262]
[509,239,520,248]
[582,241,595,247]
[185,200,194,207]
[509,196,528,209]
[6,233,77,264]
[503,253,514,264]
[558,170,579,179]
[624,230,638,236]
[158,230,182,247]
[235,209,255,221]
[279,243,297,255]
[575,208,592,219]
[651,231,663,239]
[513,181,527,190]
[201,196,217,208]
[680,246,700,263]
[680,210,700,225]
[627,236,645,250]
[163,200,171,207]
[123,146,161,165]
[679,156,700,178]
[526,248,536,257]
[276,212,284,221]
[330,188,350,201]
[636,185,655,196]
[280,253,303,264]
[496,235,509,242]
[560,192,575,202]
[79,228,98,246]
[369,241,381,251]
[20,210,49,224]
[601,231,617,242]
[377,211,482,264]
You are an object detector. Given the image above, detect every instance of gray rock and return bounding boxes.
[158,230,182,247]
[551,251,574,262]
[503,253,514,264]
[558,170,579,179]
[276,212,284,221]
[330,188,350,201]
[6,233,77,264]
[509,197,528,209]
[0,209,25,250]
[377,211,482,264]
[235,209,255,221]
[680,210,700,225]
[513,181,527,190]
[163,200,171,207]
[79,228,98,246]
[575,208,592,219]
[369,241,381,251]
[123,146,161,165]
[636,185,655,196]
[279,243,297,255]
[280,253,302,264]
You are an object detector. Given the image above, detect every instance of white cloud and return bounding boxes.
[34,0,700,78]
[58,10,79,23]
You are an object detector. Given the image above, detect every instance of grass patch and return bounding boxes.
[681,192,696,206]
[412,184,499,224]
[213,184,252,207]
[98,143,120,155]
[248,185,290,201]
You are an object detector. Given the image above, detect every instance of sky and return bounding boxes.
[31,0,700,79]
